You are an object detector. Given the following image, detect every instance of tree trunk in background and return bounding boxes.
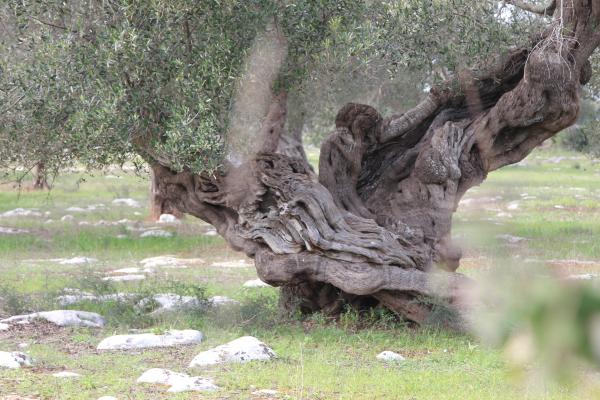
[31,162,50,190]
[149,167,182,221]
[144,2,600,328]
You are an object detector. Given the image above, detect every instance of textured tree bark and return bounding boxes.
[145,2,600,327]
[149,167,182,221]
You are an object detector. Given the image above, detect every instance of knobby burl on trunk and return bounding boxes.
[141,1,600,327]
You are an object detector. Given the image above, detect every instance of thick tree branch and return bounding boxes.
[504,0,556,16]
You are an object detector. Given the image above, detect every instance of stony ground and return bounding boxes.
[1,148,600,399]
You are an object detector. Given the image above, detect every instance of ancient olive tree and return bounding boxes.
[2,0,599,326]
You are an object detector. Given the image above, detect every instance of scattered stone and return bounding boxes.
[65,207,87,213]
[140,230,173,238]
[189,336,275,368]
[52,371,81,378]
[110,267,143,275]
[158,214,180,224]
[209,296,240,307]
[376,351,405,362]
[0,208,42,218]
[0,352,33,369]
[211,259,252,268]
[97,329,203,350]
[137,368,218,393]
[18,343,28,349]
[61,215,75,222]
[140,294,200,314]
[565,273,600,281]
[57,292,135,306]
[506,201,520,211]
[112,198,141,208]
[554,205,565,209]
[78,221,90,226]
[102,274,146,282]
[496,234,528,244]
[0,227,29,235]
[204,229,218,236]
[0,323,10,331]
[139,255,202,268]
[243,279,271,288]
[495,212,513,219]
[59,257,97,265]
[45,219,54,224]
[1,310,105,328]
[252,389,279,396]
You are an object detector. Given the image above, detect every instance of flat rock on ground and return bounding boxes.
[189,336,275,368]
[59,257,98,265]
[243,279,271,288]
[139,255,203,268]
[137,368,218,393]
[376,351,405,361]
[139,294,200,314]
[57,292,134,306]
[52,371,81,378]
[1,310,105,328]
[0,227,29,235]
[102,274,146,282]
[97,329,203,350]
[210,259,252,268]
[0,323,10,331]
[0,352,33,369]
[111,198,141,208]
[140,230,173,238]
[0,208,42,218]
[209,296,240,307]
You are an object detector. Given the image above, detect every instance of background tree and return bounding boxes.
[1,0,599,326]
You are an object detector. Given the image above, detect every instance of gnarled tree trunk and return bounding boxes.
[144,2,600,327]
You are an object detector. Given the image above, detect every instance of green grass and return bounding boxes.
[2,148,600,399]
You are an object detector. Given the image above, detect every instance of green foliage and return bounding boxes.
[560,100,600,157]
[0,0,535,174]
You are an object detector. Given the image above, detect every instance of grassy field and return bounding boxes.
[1,147,600,399]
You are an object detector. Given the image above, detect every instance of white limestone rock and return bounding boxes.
[208,296,240,308]
[112,198,141,208]
[0,208,42,218]
[1,310,105,328]
[137,368,218,393]
[0,323,10,331]
[0,227,29,235]
[252,389,279,396]
[243,279,271,288]
[0,352,33,368]
[211,259,252,268]
[158,214,180,224]
[102,274,146,282]
[376,351,405,362]
[139,255,202,268]
[52,371,81,378]
[189,336,275,368]
[61,215,75,222]
[141,294,200,314]
[140,230,173,238]
[59,257,98,265]
[57,292,134,306]
[496,234,528,244]
[97,329,203,350]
